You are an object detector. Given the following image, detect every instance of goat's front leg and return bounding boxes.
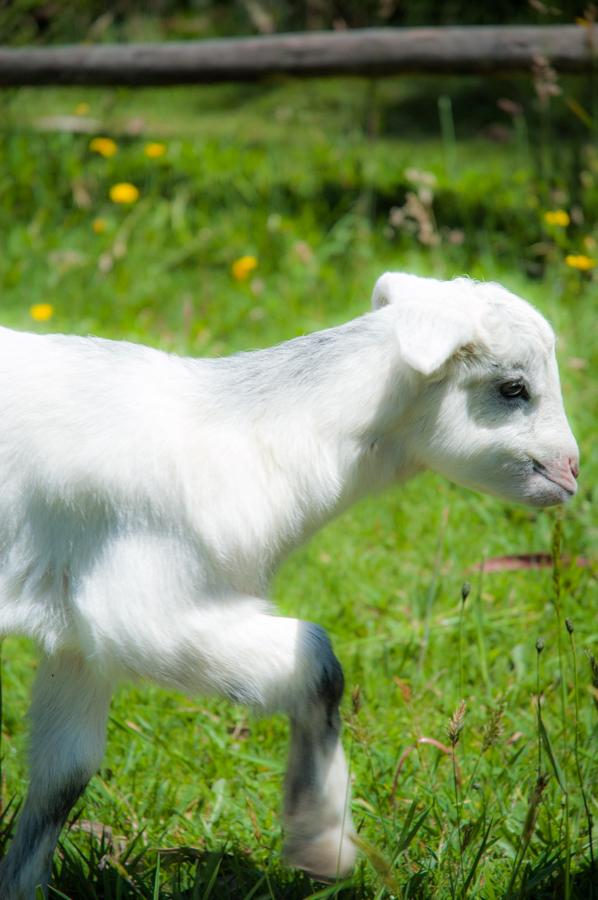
[282,624,356,880]
[0,649,113,899]
[163,608,357,880]
[141,605,356,881]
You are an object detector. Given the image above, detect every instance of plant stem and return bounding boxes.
[438,95,457,179]
[568,625,595,895]
[551,514,571,900]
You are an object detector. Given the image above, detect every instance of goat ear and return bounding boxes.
[371,272,477,376]
[371,272,414,310]
[396,311,475,376]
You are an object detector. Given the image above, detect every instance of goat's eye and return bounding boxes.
[499,380,529,401]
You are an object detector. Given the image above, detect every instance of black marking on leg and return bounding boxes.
[304,623,344,723]
[46,771,87,827]
[285,729,318,813]
[3,771,89,881]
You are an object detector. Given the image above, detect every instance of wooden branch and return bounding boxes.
[0,26,595,87]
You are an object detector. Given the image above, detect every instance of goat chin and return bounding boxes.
[0,272,579,896]
[441,460,578,509]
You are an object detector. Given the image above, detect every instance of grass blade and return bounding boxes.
[538,703,567,794]
[460,816,494,896]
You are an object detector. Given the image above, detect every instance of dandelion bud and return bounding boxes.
[461,582,471,603]
[535,638,544,654]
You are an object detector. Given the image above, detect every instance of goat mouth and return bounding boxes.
[531,460,576,496]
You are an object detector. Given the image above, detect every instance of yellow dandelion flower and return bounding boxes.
[565,254,596,270]
[544,210,570,227]
[109,183,139,204]
[92,218,107,234]
[231,255,258,281]
[89,137,118,158]
[144,142,166,159]
[74,102,90,116]
[30,303,54,322]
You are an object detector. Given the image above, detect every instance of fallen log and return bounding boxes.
[0,25,595,87]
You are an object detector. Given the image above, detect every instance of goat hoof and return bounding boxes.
[284,825,357,881]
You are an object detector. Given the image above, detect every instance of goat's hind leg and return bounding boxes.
[0,650,113,899]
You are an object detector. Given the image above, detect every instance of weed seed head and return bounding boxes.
[565,618,574,634]
[481,700,505,753]
[460,582,471,603]
[585,650,598,712]
[448,700,466,747]
[532,53,561,108]
[536,638,545,654]
[522,773,550,845]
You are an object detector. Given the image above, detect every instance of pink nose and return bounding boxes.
[532,456,579,496]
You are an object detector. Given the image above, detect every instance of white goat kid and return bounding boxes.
[0,273,578,898]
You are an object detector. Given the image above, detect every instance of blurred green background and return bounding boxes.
[0,0,592,46]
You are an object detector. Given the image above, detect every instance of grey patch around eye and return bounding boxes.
[498,380,530,401]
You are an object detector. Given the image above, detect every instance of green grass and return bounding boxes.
[0,74,596,898]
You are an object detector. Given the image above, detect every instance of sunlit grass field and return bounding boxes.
[0,75,596,898]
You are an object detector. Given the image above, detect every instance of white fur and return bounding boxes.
[0,273,578,897]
